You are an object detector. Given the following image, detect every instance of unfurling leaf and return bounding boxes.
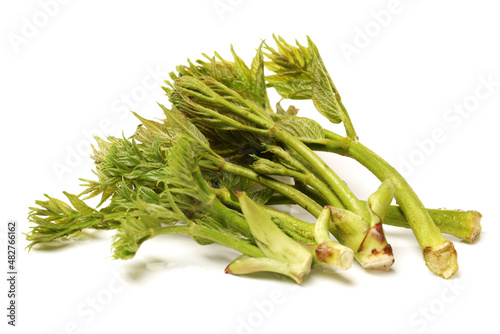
[310,47,343,124]
[264,34,313,100]
[265,36,358,138]
[170,45,269,110]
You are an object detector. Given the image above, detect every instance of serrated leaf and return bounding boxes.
[112,215,157,260]
[264,35,313,100]
[246,188,274,204]
[139,169,167,182]
[163,135,214,206]
[276,116,325,140]
[63,192,96,214]
[239,177,255,191]
[125,169,145,179]
[221,172,241,190]
[265,36,356,137]
[132,112,168,136]
[249,45,269,109]
[98,186,116,207]
[265,76,312,100]
[43,195,77,216]
[137,186,160,204]
[310,44,343,124]
[169,45,269,109]
[159,103,210,147]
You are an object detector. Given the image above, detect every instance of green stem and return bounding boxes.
[173,85,270,135]
[317,131,459,278]
[175,76,368,220]
[385,207,482,243]
[211,199,254,240]
[155,225,264,258]
[293,182,329,207]
[267,195,481,243]
[206,160,393,270]
[201,158,324,217]
[192,166,253,240]
[339,103,357,141]
[253,158,344,208]
[270,125,370,221]
[213,187,316,242]
[215,188,353,271]
[343,141,445,245]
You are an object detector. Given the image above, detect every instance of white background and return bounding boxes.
[1,0,499,333]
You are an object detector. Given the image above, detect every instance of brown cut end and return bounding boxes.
[360,252,395,271]
[357,222,394,271]
[314,242,353,271]
[423,241,459,279]
[315,241,333,263]
[224,265,233,274]
[369,222,386,243]
[357,222,387,253]
[383,244,394,256]
[372,244,393,256]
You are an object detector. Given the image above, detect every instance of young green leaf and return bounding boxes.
[27,193,120,249]
[265,36,358,138]
[276,116,325,141]
[171,44,270,109]
[264,34,313,99]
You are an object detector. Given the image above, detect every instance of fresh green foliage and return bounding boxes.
[27,192,120,248]
[27,35,481,283]
[264,35,356,138]
[173,45,269,110]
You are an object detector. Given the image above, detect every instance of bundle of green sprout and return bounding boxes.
[27,36,482,283]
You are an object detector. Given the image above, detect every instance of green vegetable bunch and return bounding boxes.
[27,36,481,283]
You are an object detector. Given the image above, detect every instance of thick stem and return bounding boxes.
[177,78,367,220]
[327,206,394,271]
[270,125,370,221]
[216,188,353,271]
[314,208,353,271]
[385,207,482,243]
[209,167,392,270]
[211,197,254,240]
[268,195,481,243]
[317,132,458,278]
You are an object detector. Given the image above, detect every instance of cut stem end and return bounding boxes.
[315,241,353,271]
[359,244,394,271]
[465,211,482,243]
[423,241,459,279]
